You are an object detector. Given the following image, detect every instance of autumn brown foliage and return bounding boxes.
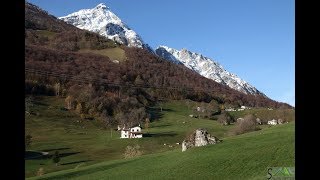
[231,114,260,135]
[124,145,142,159]
[25,2,292,127]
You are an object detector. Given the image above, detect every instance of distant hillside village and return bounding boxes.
[187,104,289,127]
[267,119,286,125]
[116,106,287,139]
[225,106,273,112]
[225,105,249,112]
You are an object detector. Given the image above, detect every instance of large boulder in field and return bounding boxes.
[182,128,220,152]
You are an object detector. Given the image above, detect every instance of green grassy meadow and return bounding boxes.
[35,30,57,40]
[78,47,126,61]
[25,96,233,177]
[25,96,294,179]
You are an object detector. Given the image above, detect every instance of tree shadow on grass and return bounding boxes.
[25,151,81,160]
[144,132,177,138]
[40,147,70,152]
[147,107,174,122]
[150,124,171,128]
[32,101,48,106]
[61,160,92,166]
[147,107,163,121]
[55,152,81,158]
[161,108,174,112]
[25,151,44,160]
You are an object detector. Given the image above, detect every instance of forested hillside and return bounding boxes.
[25,2,291,127]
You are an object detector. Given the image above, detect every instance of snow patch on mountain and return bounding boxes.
[59,3,153,51]
[155,46,264,95]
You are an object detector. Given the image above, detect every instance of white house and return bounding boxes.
[236,118,244,122]
[241,106,246,109]
[278,119,284,124]
[197,107,201,111]
[120,125,143,138]
[268,119,278,125]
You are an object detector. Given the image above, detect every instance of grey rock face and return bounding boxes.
[195,129,210,147]
[182,140,193,152]
[256,118,262,125]
[182,128,220,152]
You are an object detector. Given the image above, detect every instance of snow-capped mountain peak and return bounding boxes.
[155,46,264,95]
[59,3,153,51]
[59,3,262,95]
[95,3,108,9]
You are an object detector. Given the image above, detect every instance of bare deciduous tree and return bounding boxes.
[36,167,45,176]
[231,114,260,135]
[145,118,150,130]
[218,112,233,125]
[124,145,142,159]
[76,102,83,114]
[54,82,60,96]
[65,95,73,110]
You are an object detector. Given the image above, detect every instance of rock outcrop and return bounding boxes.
[182,128,221,152]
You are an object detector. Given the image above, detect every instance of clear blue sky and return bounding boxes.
[28,0,295,106]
